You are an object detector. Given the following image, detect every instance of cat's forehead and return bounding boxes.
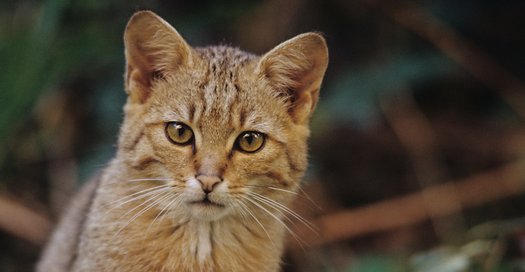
[195,46,256,67]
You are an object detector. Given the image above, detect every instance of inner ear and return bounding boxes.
[151,69,167,81]
[257,33,329,124]
[124,11,193,104]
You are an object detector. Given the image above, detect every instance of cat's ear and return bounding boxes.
[257,33,328,124]
[124,11,192,103]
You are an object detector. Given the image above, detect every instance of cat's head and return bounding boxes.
[117,11,328,221]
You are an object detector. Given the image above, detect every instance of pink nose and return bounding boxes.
[196,175,222,194]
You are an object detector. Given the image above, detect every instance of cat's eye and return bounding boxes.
[165,122,194,145]
[236,131,265,153]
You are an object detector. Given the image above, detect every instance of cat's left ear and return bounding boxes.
[257,33,328,124]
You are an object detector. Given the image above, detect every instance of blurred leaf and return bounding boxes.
[0,0,66,158]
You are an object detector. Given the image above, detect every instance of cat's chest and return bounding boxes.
[188,220,213,263]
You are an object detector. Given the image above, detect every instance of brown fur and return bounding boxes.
[38,10,328,272]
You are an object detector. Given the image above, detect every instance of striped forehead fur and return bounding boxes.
[195,46,255,121]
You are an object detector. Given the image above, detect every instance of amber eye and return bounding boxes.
[236,131,265,153]
[165,122,194,145]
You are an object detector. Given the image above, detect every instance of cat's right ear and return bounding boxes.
[124,11,192,104]
[256,33,329,125]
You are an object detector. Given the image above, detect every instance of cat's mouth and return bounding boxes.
[190,196,225,208]
[188,195,229,221]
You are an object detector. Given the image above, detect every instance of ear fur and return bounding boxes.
[257,33,329,124]
[124,11,192,103]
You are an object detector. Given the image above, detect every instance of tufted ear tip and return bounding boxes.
[291,32,329,63]
[126,10,158,27]
[257,32,329,124]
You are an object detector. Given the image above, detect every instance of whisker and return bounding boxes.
[232,201,251,224]
[249,192,318,234]
[266,186,299,195]
[101,187,172,220]
[298,186,322,211]
[248,194,293,225]
[242,195,307,248]
[235,198,275,246]
[127,178,174,183]
[246,184,322,211]
[142,193,182,244]
[107,184,171,206]
[128,190,174,223]
[113,190,173,238]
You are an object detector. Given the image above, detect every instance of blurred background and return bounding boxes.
[1,0,525,271]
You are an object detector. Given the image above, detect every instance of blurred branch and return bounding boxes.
[359,0,525,120]
[0,194,51,246]
[433,123,525,160]
[292,160,525,248]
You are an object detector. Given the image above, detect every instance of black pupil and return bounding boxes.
[245,133,255,145]
[176,125,185,137]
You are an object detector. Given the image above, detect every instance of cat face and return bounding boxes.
[117,11,328,221]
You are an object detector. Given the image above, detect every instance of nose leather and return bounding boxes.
[196,175,222,194]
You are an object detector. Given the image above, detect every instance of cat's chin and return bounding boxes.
[187,201,230,221]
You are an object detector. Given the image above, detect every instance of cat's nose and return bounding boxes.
[196,175,222,194]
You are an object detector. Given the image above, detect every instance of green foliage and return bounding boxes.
[0,0,122,166]
[0,0,65,151]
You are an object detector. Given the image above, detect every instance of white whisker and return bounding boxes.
[107,184,171,206]
[249,192,318,234]
[249,194,292,225]
[113,190,173,238]
[298,186,322,210]
[246,184,321,210]
[127,178,174,183]
[142,193,182,243]
[235,198,275,246]
[266,186,299,195]
[102,186,172,220]
[242,195,307,248]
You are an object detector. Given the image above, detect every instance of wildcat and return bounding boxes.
[37,10,328,271]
